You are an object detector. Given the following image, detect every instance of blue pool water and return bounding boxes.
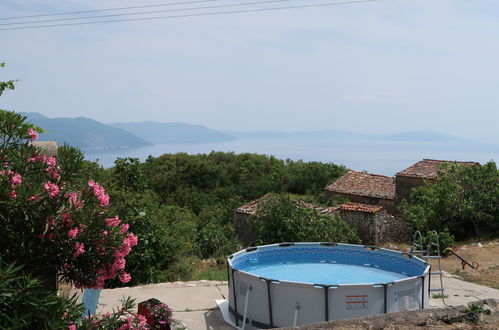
[241,262,408,285]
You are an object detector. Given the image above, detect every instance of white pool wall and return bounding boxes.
[227,242,430,329]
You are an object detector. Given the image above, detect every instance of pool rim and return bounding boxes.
[226,242,431,328]
[228,242,430,287]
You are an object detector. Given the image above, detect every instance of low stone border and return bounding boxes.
[275,299,498,329]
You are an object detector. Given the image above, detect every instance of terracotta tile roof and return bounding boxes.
[320,203,384,215]
[237,195,385,217]
[235,195,325,216]
[396,159,479,179]
[338,202,384,214]
[324,170,395,200]
[234,193,271,215]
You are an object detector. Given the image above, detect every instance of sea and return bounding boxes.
[84,138,498,176]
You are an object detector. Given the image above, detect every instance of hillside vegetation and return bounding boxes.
[85,152,348,286]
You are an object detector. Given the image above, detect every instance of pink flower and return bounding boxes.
[43,181,59,198]
[66,192,84,209]
[119,272,131,283]
[10,172,22,188]
[27,127,38,141]
[88,180,110,207]
[112,257,126,271]
[73,242,85,258]
[28,195,41,203]
[119,223,129,234]
[68,325,76,330]
[136,314,147,327]
[45,167,60,180]
[45,156,57,167]
[105,216,121,228]
[68,228,78,239]
[126,233,138,247]
[61,212,72,225]
[98,193,109,207]
[9,190,17,199]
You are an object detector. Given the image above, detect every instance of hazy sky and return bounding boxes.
[1,0,499,141]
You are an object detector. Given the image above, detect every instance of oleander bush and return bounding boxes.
[0,110,137,289]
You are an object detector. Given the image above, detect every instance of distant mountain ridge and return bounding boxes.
[224,129,467,142]
[109,121,236,144]
[19,112,468,151]
[21,112,152,150]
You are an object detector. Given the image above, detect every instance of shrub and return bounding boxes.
[0,111,137,289]
[419,230,455,256]
[0,258,83,329]
[399,162,498,239]
[251,193,360,245]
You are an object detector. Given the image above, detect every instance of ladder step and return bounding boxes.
[430,288,444,292]
[422,255,441,259]
[430,271,444,276]
[411,250,427,253]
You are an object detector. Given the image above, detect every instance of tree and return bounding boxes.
[251,193,360,245]
[399,161,498,239]
[0,62,16,97]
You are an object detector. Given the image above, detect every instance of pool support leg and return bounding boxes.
[428,265,432,298]
[231,268,239,327]
[420,276,425,309]
[262,278,275,328]
[315,284,332,321]
[293,304,300,327]
[383,284,388,313]
[241,285,252,329]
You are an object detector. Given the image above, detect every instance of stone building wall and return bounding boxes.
[334,210,377,245]
[395,176,429,205]
[374,212,413,244]
[233,212,255,247]
[329,209,413,245]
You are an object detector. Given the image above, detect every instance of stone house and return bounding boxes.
[233,194,412,246]
[323,170,396,213]
[395,159,479,205]
[320,203,412,245]
[234,159,479,247]
[233,193,270,247]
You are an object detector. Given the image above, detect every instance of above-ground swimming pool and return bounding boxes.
[226,242,430,329]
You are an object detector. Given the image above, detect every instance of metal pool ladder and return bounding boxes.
[411,230,449,306]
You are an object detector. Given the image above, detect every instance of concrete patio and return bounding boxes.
[95,273,499,330]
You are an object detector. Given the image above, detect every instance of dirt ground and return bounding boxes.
[384,239,499,290]
[432,239,499,290]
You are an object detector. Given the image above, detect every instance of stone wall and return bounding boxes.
[374,212,413,244]
[377,198,396,214]
[335,210,377,245]
[395,176,430,205]
[330,209,412,245]
[233,212,255,247]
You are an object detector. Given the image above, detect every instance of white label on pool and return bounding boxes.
[345,295,368,310]
[396,289,417,310]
